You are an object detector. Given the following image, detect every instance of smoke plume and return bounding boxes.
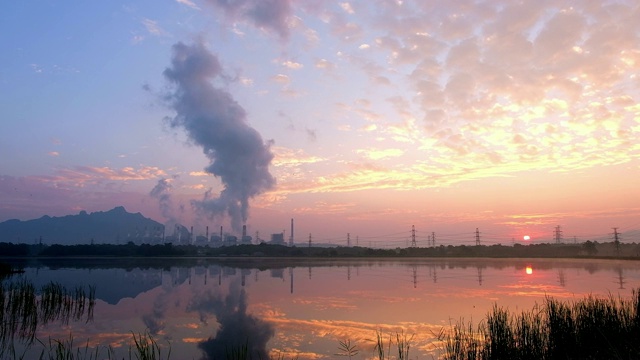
[163,40,275,232]
[149,176,186,230]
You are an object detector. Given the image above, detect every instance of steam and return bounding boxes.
[149,176,186,231]
[149,178,174,220]
[163,40,275,232]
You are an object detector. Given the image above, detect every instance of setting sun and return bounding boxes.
[523,235,531,241]
[526,266,533,275]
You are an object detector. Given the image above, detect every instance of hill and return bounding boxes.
[0,206,164,245]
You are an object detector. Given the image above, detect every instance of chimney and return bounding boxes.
[290,218,294,246]
[190,226,194,243]
[220,226,223,240]
[242,225,247,238]
[206,226,209,239]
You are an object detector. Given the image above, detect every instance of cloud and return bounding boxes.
[176,0,200,10]
[293,201,355,215]
[315,58,335,70]
[141,18,166,36]
[35,166,166,188]
[271,146,324,167]
[356,148,404,161]
[0,175,160,222]
[271,73,290,84]
[204,0,293,41]
[163,40,276,232]
[339,2,355,14]
[281,60,303,70]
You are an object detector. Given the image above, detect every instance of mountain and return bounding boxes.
[0,206,164,245]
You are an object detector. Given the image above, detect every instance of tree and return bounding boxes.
[583,241,598,256]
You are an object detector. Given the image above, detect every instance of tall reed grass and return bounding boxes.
[0,280,95,358]
[441,290,640,360]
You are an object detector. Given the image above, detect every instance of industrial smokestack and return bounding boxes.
[190,226,193,243]
[290,218,294,246]
[206,226,209,239]
[220,226,223,240]
[242,225,247,238]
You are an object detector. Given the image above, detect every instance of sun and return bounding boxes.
[523,235,531,241]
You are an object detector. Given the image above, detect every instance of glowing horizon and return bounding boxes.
[1,1,639,245]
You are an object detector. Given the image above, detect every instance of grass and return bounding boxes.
[0,279,96,358]
[130,331,170,360]
[440,290,640,360]
[28,331,169,360]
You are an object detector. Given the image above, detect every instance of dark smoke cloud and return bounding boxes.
[187,280,274,359]
[163,41,275,232]
[206,0,293,40]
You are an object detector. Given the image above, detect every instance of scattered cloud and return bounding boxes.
[271,146,324,167]
[204,0,294,41]
[176,0,200,10]
[281,60,303,70]
[141,18,166,36]
[293,201,355,215]
[339,2,355,14]
[271,74,290,84]
[35,166,166,188]
[356,148,404,160]
[315,58,334,70]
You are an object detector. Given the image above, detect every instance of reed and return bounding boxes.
[442,290,640,360]
[0,280,96,357]
[394,329,413,360]
[336,339,359,359]
[373,329,389,360]
[130,331,170,360]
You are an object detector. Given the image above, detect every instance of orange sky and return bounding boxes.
[1,1,639,246]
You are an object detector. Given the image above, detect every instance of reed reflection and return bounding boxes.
[0,279,95,357]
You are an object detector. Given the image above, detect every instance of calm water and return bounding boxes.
[7,257,640,359]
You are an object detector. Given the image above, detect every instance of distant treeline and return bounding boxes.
[1,240,638,259]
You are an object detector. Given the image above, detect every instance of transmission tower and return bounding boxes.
[475,228,481,246]
[612,227,621,253]
[308,233,312,248]
[411,225,417,247]
[554,225,563,244]
[347,233,351,247]
[432,232,436,246]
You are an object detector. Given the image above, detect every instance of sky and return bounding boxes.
[1,0,639,247]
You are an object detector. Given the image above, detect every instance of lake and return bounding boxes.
[5,257,640,359]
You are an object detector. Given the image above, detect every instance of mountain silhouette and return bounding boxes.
[0,207,164,245]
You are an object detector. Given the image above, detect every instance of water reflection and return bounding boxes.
[188,280,273,359]
[8,258,640,359]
